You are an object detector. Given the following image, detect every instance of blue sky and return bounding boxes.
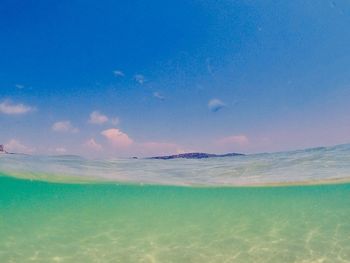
[1,0,350,157]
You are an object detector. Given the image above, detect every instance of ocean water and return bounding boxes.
[1,144,350,262]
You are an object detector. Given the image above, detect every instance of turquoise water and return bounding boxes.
[1,144,350,262]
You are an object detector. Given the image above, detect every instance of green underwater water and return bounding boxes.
[1,175,350,263]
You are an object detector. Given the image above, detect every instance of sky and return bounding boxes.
[1,0,350,157]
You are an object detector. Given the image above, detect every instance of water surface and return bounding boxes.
[1,144,350,262]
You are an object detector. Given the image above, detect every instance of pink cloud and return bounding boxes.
[138,142,185,156]
[55,147,67,154]
[217,134,249,145]
[84,138,103,151]
[101,128,133,148]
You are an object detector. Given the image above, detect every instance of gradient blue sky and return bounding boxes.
[1,0,350,157]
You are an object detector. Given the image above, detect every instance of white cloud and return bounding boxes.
[84,138,103,151]
[5,139,35,154]
[88,111,119,126]
[15,84,25,89]
[217,134,249,145]
[113,70,124,77]
[0,100,35,115]
[101,128,133,148]
[52,121,79,133]
[153,92,165,100]
[206,57,213,74]
[134,74,145,84]
[208,98,226,112]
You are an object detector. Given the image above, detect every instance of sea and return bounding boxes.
[1,144,350,262]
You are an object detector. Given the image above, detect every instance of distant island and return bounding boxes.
[148,152,244,160]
